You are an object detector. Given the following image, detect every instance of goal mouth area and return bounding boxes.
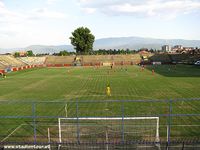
[58,117,160,143]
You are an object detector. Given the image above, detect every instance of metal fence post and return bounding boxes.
[167,99,172,150]
[76,101,80,144]
[182,142,185,150]
[121,101,125,144]
[32,102,37,144]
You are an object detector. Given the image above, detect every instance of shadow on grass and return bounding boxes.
[145,64,200,77]
[143,54,200,77]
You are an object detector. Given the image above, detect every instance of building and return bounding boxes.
[171,45,183,53]
[19,51,27,57]
[174,45,183,49]
[172,45,183,51]
[171,45,195,53]
[183,47,194,51]
[162,45,171,52]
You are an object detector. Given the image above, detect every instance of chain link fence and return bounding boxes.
[0,98,200,149]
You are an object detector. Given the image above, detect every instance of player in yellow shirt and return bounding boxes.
[1,73,6,79]
[106,83,111,96]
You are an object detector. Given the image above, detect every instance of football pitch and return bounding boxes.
[0,64,200,143]
[0,64,200,101]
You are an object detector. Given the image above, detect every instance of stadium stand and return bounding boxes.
[0,58,10,67]
[0,63,6,69]
[0,55,26,67]
[1,54,199,70]
[18,57,46,65]
[0,55,46,72]
[45,54,142,66]
[169,54,200,64]
[45,56,75,66]
[82,55,102,66]
[83,54,142,66]
[149,54,171,64]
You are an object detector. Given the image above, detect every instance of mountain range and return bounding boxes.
[1,36,200,54]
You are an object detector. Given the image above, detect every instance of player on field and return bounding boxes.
[1,73,6,78]
[106,83,111,96]
[141,65,144,71]
[110,63,113,69]
[152,69,155,75]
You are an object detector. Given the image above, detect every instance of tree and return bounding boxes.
[14,52,20,57]
[70,27,95,54]
[27,50,34,56]
[59,50,69,56]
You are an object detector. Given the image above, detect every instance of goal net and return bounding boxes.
[58,117,159,143]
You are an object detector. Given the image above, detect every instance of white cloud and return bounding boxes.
[82,7,96,14]
[28,8,66,20]
[78,0,200,19]
[0,0,68,48]
[0,28,18,37]
[0,0,66,25]
[47,0,59,5]
[0,1,4,7]
[0,1,25,24]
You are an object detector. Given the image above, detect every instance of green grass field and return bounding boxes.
[0,65,200,101]
[0,65,200,143]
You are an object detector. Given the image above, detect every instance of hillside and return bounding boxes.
[1,36,200,54]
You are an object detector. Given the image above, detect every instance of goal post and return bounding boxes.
[58,117,160,143]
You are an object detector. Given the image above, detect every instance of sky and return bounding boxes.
[0,0,200,48]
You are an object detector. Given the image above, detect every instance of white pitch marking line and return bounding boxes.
[1,123,27,142]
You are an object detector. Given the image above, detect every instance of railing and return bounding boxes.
[0,98,200,149]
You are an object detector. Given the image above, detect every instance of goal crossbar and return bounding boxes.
[58,117,159,143]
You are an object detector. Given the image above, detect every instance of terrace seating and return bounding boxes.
[45,56,74,65]
[18,57,46,65]
[170,54,200,64]
[114,54,141,64]
[149,54,171,63]
[45,55,142,66]
[81,54,142,65]
[0,55,26,67]
[82,55,105,64]
[0,63,6,69]
[0,60,9,66]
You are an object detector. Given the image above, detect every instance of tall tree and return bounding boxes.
[27,50,34,56]
[14,52,20,57]
[70,27,95,54]
[59,50,69,56]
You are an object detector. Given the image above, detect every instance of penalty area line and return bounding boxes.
[1,123,27,142]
